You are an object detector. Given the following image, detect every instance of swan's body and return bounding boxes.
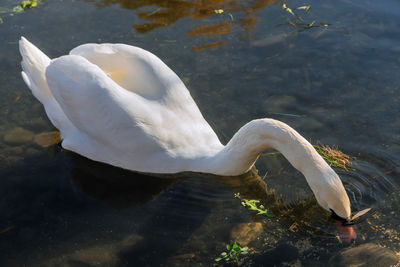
[19,37,351,219]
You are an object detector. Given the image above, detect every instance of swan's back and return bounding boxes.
[20,38,223,173]
[70,43,176,101]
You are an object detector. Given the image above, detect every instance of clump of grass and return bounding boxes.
[15,0,39,10]
[12,0,40,13]
[234,193,274,217]
[0,0,40,24]
[313,144,353,170]
[263,143,354,171]
[215,241,248,263]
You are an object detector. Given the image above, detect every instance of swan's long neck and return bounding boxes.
[204,118,351,219]
[208,118,332,180]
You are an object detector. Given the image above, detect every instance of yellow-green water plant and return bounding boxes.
[0,0,40,24]
[234,193,274,217]
[14,0,39,12]
[282,3,295,17]
[215,241,249,263]
[263,143,354,171]
[214,8,234,21]
[280,2,331,31]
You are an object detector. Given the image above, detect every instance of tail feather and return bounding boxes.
[19,36,75,138]
[19,36,52,104]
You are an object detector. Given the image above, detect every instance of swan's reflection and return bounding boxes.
[65,152,372,265]
[68,151,337,238]
[69,150,276,210]
[68,152,179,208]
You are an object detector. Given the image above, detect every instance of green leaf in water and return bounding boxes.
[232,242,241,252]
[13,5,24,12]
[215,256,224,262]
[297,5,311,12]
[15,0,39,11]
[278,3,332,32]
[235,193,274,217]
[228,12,234,21]
[0,17,3,24]
[307,21,315,28]
[215,251,228,261]
[282,3,295,16]
[215,241,248,263]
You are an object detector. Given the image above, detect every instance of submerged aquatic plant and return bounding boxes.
[234,193,274,217]
[215,241,249,263]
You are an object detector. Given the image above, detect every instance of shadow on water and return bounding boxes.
[69,152,179,208]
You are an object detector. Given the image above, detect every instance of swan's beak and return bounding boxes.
[330,209,357,244]
[331,207,372,224]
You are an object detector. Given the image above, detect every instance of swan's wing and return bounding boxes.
[68,43,219,144]
[46,55,165,156]
[69,44,223,153]
[69,43,183,101]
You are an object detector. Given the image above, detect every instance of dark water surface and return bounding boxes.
[0,0,399,266]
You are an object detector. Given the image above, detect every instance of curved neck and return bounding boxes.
[206,119,332,178]
[199,118,351,220]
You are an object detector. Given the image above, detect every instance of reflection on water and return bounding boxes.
[90,0,275,50]
[70,153,178,208]
[0,0,400,265]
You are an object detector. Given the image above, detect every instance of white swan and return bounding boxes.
[19,37,351,220]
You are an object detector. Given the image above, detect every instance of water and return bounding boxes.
[0,0,399,266]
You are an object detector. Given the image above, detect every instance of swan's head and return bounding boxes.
[311,171,351,221]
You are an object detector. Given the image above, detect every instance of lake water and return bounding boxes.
[0,0,399,266]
